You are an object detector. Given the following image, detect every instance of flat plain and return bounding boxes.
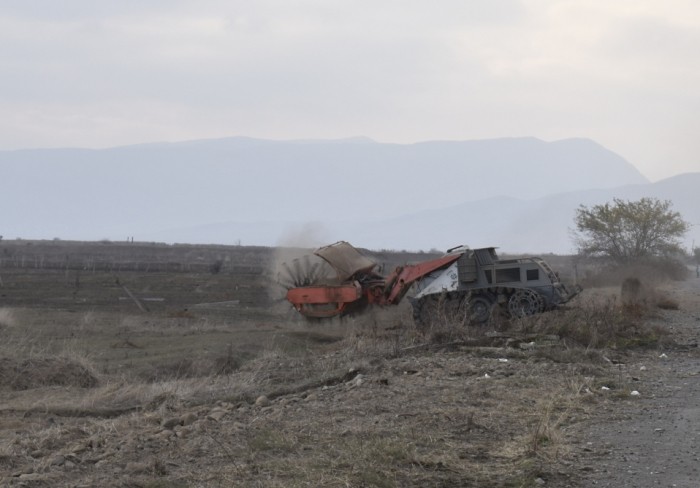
[0,239,697,487]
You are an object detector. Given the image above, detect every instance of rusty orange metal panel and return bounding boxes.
[286,282,362,305]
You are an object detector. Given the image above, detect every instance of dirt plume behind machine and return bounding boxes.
[284,241,581,325]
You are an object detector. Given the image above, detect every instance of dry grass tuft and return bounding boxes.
[0,355,99,390]
[515,291,668,351]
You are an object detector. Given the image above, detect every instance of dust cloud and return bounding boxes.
[268,223,334,304]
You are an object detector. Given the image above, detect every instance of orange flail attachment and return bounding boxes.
[285,282,363,318]
[284,241,462,319]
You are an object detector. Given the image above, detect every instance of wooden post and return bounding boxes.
[115,278,149,313]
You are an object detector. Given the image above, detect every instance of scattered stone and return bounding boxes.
[630,390,641,396]
[208,409,227,421]
[161,417,182,430]
[13,466,34,476]
[125,461,150,474]
[255,395,270,407]
[69,443,88,455]
[156,430,175,441]
[50,455,66,466]
[180,412,198,426]
[18,473,46,481]
[535,477,546,485]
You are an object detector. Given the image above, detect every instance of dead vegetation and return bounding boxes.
[0,241,691,487]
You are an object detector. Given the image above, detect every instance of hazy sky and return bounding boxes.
[1,0,698,181]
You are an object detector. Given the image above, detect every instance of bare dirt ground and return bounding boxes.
[1,241,699,487]
[576,277,700,488]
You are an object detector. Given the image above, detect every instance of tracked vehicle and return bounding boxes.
[284,241,580,324]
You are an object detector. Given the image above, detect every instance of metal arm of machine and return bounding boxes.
[382,253,462,305]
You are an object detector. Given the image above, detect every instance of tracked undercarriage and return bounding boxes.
[284,242,581,325]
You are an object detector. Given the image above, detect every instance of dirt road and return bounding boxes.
[578,278,700,487]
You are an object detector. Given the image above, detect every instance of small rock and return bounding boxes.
[125,461,150,474]
[305,393,318,402]
[630,390,641,396]
[640,365,647,371]
[64,460,76,469]
[70,443,88,455]
[255,395,270,407]
[50,455,66,466]
[18,473,46,481]
[161,417,182,430]
[13,466,34,476]
[180,412,198,426]
[208,409,227,421]
[659,353,668,359]
[535,477,546,485]
[156,430,175,441]
[601,386,610,391]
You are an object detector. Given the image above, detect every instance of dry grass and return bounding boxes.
[1,243,685,487]
[512,289,670,351]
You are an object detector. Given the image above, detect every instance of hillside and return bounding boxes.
[0,136,646,248]
[140,172,700,254]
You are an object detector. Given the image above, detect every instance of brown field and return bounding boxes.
[0,239,697,487]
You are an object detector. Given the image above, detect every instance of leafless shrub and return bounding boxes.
[516,293,668,350]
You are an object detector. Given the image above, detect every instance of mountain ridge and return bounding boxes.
[0,136,661,251]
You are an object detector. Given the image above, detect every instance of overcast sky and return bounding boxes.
[1,0,698,181]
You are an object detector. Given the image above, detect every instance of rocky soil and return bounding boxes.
[577,277,700,487]
[1,278,699,487]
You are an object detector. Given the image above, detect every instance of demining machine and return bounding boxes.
[283,241,581,325]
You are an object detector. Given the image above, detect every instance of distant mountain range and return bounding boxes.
[3,136,696,253]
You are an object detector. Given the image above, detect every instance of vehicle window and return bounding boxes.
[526,269,539,281]
[495,268,520,283]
